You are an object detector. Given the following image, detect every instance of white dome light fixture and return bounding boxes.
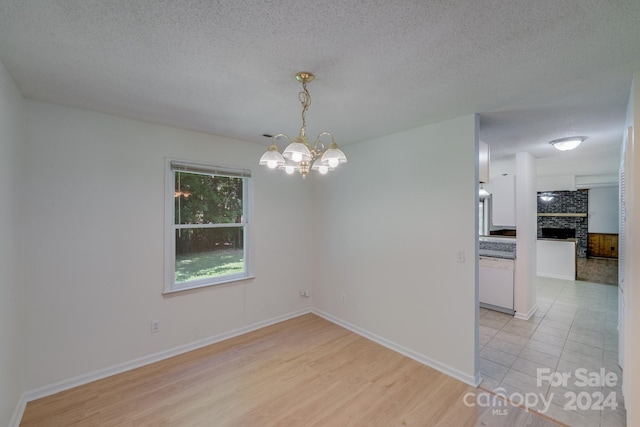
[259,71,347,178]
[549,136,586,151]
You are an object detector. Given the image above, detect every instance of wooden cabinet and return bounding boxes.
[588,233,619,258]
[492,175,516,227]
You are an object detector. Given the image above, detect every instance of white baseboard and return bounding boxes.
[9,393,27,427]
[23,308,312,404]
[515,303,538,321]
[312,309,478,387]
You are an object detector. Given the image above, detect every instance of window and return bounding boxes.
[164,160,252,293]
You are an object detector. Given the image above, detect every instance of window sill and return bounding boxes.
[163,275,256,296]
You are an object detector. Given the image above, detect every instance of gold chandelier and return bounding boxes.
[259,72,347,178]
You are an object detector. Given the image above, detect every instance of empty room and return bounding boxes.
[1,1,640,426]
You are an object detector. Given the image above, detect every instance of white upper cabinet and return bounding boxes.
[492,174,516,226]
[479,140,490,183]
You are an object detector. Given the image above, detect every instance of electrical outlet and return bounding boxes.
[151,320,160,333]
[299,290,311,297]
[456,249,465,263]
[340,293,346,304]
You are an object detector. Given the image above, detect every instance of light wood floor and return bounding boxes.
[21,314,562,426]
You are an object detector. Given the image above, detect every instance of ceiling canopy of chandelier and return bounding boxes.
[259,71,347,178]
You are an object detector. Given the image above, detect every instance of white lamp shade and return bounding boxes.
[259,148,285,168]
[279,159,299,175]
[321,146,347,168]
[283,141,311,162]
[311,158,332,174]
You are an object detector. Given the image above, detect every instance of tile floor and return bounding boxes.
[479,276,625,427]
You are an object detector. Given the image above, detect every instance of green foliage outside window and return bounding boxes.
[173,170,246,284]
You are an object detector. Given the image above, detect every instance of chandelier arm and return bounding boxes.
[316,131,335,144]
[310,131,332,157]
[271,133,292,149]
[312,131,335,155]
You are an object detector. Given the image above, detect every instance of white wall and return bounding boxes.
[492,156,620,192]
[622,73,640,427]
[22,100,314,391]
[312,115,479,385]
[588,186,619,233]
[537,175,576,192]
[0,60,25,425]
[514,152,537,319]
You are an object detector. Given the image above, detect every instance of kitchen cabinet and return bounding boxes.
[479,140,490,183]
[479,256,515,314]
[492,174,516,226]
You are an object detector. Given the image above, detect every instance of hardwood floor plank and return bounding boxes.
[21,314,561,426]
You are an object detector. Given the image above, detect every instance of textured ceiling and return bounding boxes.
[1,0,639,177]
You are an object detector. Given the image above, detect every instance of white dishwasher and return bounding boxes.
[479,256,515,315]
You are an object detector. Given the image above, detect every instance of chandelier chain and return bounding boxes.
[298,81,311,132]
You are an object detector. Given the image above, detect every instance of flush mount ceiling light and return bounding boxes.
[549,136,586,151]
[259,72,347,178]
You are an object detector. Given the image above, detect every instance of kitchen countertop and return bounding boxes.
[479,236,516,242]
[479,249,516,260]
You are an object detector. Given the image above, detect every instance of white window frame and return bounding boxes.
[164,158,253,294]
